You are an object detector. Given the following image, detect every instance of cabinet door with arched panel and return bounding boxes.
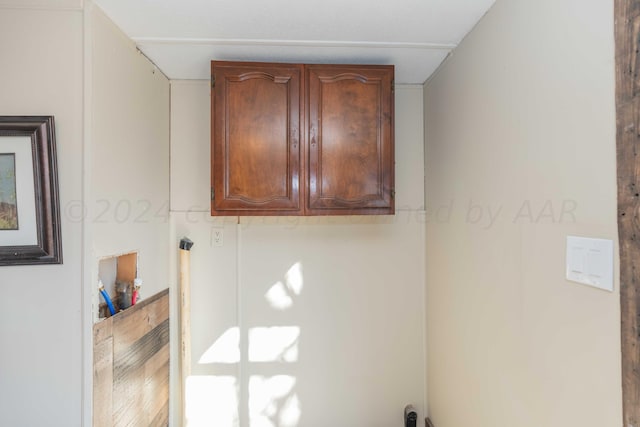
[211,61,304,216]
[306,64,394,215]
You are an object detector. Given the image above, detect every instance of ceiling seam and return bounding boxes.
[131,37,457,50]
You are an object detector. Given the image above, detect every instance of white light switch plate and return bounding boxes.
[566,236,613,292]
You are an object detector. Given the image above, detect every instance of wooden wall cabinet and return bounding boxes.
[211,61,394,216]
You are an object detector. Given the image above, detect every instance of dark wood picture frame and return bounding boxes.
[0,116,62,266]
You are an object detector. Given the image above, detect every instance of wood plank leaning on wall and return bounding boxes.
[93,289,170,427]
[616,0,640,425]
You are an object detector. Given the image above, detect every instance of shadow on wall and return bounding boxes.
[185,262,304,427]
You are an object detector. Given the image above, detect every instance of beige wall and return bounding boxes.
[0,6,84,426]
[89,3,171,305]
[0,3,171,426]
[170,82,427,427]
[424,0,621,426]
[87,4,171,421]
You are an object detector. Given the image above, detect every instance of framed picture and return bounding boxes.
[0,116,62,265]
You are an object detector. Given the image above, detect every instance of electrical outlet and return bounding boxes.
[211,227,223,247]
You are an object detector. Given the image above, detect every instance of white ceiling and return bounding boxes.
[94,0,496,84]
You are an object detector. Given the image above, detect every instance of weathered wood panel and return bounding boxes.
[93,318,113,427]
[93,289,170,427]
[616,0,640,425]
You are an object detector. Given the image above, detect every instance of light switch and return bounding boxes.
[566,236,614,292]
[570,247,585,273]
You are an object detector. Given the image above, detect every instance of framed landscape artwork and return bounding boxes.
[0,116,62,266]
[0,153,18,230]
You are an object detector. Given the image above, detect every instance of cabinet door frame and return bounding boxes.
[211,61,304,216]
[306,64,395,215]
